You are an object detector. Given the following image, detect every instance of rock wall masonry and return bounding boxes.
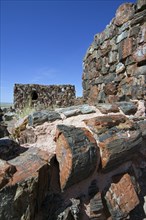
[14,84,76,109]
[82,0,146,104]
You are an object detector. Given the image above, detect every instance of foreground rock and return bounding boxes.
[0,146,53,220]
[28,110,61,126]
[105,173,140,220]
[0,123,9,138]
[55,125,99,190]
[0,159,16,189]
[84,114,142,171]
[0,107,146,219]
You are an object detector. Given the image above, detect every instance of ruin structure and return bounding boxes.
[1,1,146,219]
[82,0,146,104]
[14,84,76,109]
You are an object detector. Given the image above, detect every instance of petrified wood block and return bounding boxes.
[105,173,139,219]
[55,125,99,190]
[84,115,142,171]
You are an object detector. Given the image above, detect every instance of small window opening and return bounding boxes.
[31,90,38,100]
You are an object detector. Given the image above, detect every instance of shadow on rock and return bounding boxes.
[0,138,28,161]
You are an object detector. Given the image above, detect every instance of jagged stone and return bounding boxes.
[105,173,139,220]
[0,147,53,220]
[115,3,135,26]
[57,199,80,220]
[130,9,146,26]
[55,125,99,190]
[90,192,106,220]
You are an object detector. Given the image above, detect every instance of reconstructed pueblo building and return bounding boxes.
[14,84,76,109]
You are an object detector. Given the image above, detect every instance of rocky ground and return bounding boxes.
[0,101,146,220]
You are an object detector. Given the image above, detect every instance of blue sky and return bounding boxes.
[1,0,135,103]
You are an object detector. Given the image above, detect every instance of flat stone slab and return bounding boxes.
[56,104,96,118]
[28,110,61,126]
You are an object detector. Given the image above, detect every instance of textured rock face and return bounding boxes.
[105,173,140,220]
[0,105,146,219]
[14,84,76,109]
[84,114,142,170]
[55,125,99,190]
[82,1,146,104]
[2,0,146,219]
[0,145,53,220]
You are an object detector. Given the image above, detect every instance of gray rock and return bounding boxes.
[96,103,119,114]
[117,101,138,115]
[116,63,125,74]
[56,105,95,118]
[116,30,128,43]
[137,0,146,11]
[4,112,16,121]
[28,110,61,126]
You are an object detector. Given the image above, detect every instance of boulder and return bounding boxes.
[105,173,139,219]
[28,110,61,126]
[116,101,137,115]
[0,147,53,220]
[55,124,99,190]
[84,115,142,171]
[89,192,106,220]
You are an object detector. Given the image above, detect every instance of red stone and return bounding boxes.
[105,173,139,219]
[122,38,133,59]
[0,160,16,189]
[115,3,135,26]
[55,125,99,190]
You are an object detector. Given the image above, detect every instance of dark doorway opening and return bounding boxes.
[31,90,38,100]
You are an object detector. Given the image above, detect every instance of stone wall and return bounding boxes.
[82,0,146,104]
[14,84,76,109]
